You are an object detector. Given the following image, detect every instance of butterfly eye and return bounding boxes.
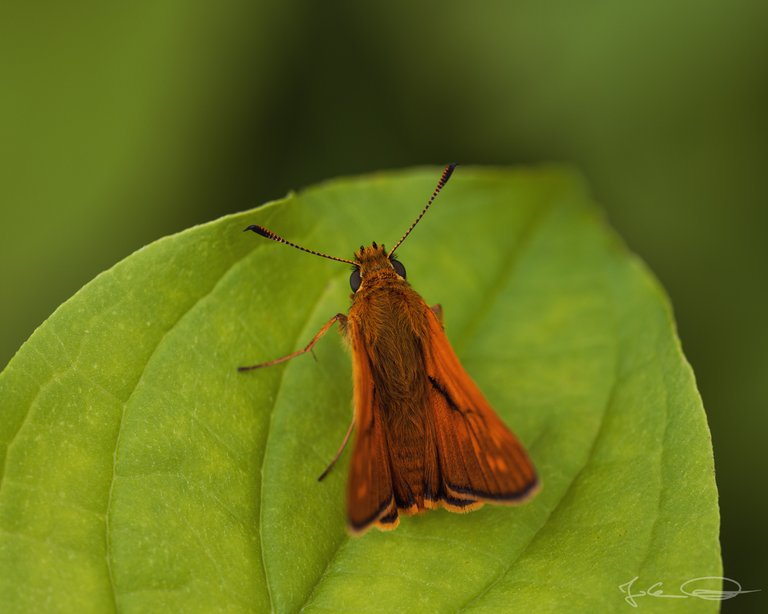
[349,268,362,292]
[391,258,406,279]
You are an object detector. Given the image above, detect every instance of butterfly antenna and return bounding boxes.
[388,163,457,257]
[244,225,357,266]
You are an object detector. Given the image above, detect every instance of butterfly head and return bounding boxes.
[349,242,406,292]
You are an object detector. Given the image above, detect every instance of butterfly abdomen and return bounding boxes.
[385,412,440,512]
[349,283,442,513]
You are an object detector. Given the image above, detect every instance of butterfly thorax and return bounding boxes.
[348,243,430,417]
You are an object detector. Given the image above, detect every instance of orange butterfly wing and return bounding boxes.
[423,307,539,509]
[346,324,399,533]
[344,301,537,534]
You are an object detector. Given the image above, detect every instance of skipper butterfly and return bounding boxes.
[241,165,539,534]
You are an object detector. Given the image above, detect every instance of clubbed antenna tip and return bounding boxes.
[243,224,356,266]
[244,225,271,237]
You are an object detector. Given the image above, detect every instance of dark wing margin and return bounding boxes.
[423,309,539,508]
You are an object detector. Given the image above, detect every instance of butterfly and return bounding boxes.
[241,164,539,534]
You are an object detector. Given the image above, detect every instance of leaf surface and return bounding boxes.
[0,167,720,613]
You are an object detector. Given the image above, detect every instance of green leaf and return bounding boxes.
[0,167,720,613]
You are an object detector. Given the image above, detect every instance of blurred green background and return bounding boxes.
[1,0,765,607]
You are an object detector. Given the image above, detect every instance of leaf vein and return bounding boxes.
[258,275,345,614]
[455,351,622,611]
[104,242,265,612]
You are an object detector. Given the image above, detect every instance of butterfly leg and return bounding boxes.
[238,313,347,371]
[317,416,355,481]
[430,303,444,326]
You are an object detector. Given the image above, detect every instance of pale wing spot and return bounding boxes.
[471,437,482,456]
[486,454,498,471]
[497,457,508,472]
[357,483,368,499]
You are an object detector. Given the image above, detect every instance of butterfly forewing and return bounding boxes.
[424,309,539,504]
[346,326,399,533]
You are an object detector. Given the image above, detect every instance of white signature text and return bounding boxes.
[618,576,760,608]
